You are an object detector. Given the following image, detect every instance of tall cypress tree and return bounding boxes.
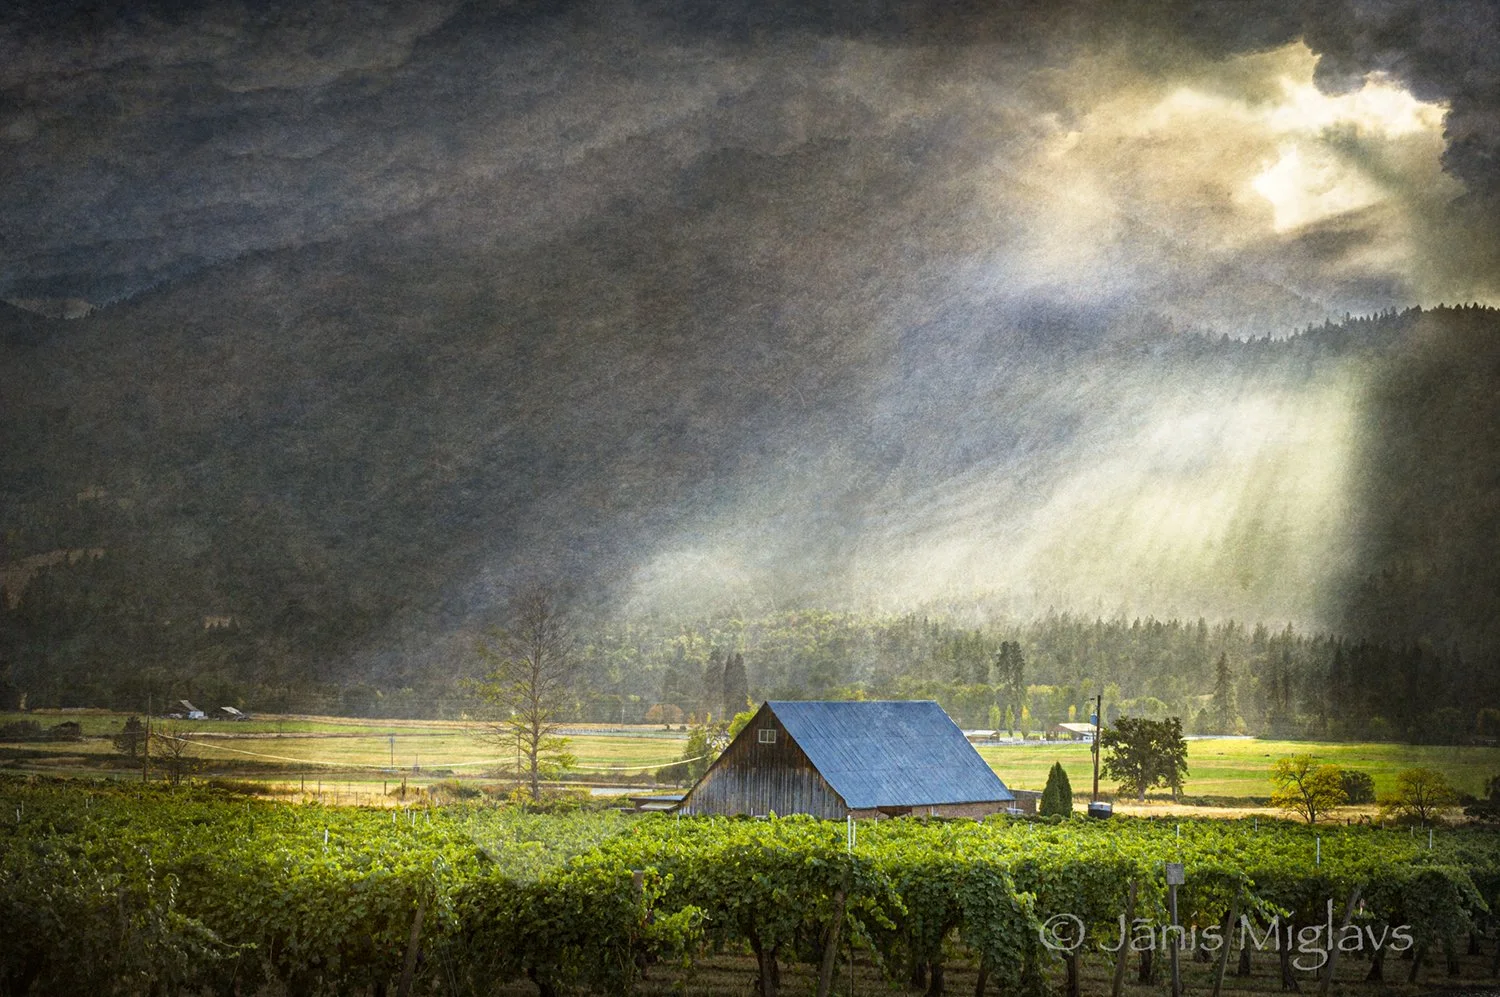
[1041,761,1073,816]
[721,651,750,718]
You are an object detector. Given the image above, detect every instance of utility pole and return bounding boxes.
[1091,692,1102,802]
[142,692,151,783]
[388,734,395,769]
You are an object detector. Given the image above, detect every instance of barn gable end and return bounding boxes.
[677,700,1014,819]
[677,702,849,818]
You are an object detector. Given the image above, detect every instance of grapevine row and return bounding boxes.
[2,778,1497,996]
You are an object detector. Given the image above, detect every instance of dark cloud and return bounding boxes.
[2,0,1496,306]
[2,0,1499,669]
[1302,1,1500,195]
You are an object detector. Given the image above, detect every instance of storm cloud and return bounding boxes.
[3,0,1496,311]
[2,0,1498,677]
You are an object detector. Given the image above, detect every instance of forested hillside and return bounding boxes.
[572,608,1494,743]
[3,305,1498,737]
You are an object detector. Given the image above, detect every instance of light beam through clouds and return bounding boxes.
[4,1,1500,671]
[621,41,1445,625]
[1004,44,1461,319]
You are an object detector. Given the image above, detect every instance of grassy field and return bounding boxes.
[0,710,690,798]
[7,710,1500,809]
[977,735,1500,800]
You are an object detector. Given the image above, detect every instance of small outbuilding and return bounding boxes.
[677,700,1015,819]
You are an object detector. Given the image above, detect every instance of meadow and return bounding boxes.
[0,711,690,801]
[975,736,1500,803]
[6,710,1500,808]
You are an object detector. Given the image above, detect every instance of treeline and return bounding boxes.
[565,610,1499,744]
[4,588,1498,745]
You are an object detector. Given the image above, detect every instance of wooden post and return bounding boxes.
[1320,886,1362,996]
[396,895,426,997]
[1112,881,1138,997]
[816,889,848,997]
[1212,892,1241,997]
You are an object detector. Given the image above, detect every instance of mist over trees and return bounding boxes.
[2,307,1499,741]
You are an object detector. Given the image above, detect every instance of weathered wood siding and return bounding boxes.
[678,704,848,818]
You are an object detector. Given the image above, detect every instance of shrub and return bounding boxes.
[204,778,278,796]
[1338,768,1376,804]
[429,778,484,803]
[0,721,42,742]
[644,703,684,726]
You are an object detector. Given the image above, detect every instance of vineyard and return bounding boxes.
[4,777,1500,997]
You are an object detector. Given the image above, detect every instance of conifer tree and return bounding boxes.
[721,651,750,718]
[1211,653,1239,733]
[1041,761,1073,816]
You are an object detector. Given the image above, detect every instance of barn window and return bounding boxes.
[758,728,777,744]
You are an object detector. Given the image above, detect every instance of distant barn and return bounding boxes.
[677,700,1015,819]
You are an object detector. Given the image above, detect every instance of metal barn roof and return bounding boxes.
[767,700,1014,809]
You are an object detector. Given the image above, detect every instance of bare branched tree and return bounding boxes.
[472,585,578,800]
[152,724,197,785]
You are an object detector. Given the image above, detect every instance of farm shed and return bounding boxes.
[677,700,1015,819]
[1007,789,1042,814]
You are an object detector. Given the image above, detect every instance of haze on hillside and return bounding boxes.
[2,0,1499,694]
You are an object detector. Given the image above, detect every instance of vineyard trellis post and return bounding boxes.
[1211,891,1240,997]
[1319,885,1362,996]
[815,885,847,997]
[396,894,427,997]
[1112,880,1138,997]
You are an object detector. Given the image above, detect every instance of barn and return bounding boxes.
[677,700,1015,819]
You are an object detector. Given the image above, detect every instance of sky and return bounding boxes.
[2,0,1499,658]
[3,0,1496,317]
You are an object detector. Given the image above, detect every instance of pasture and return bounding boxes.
[6,710,1500,809]
[974,736,1500,802]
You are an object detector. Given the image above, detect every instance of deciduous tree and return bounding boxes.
[1099,716,1188,801]
[1339,768,1376,805]
[151,723,196,785]
[1379,767,1457,823]
[1270,755,1347,823]
[471,585,578,800]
